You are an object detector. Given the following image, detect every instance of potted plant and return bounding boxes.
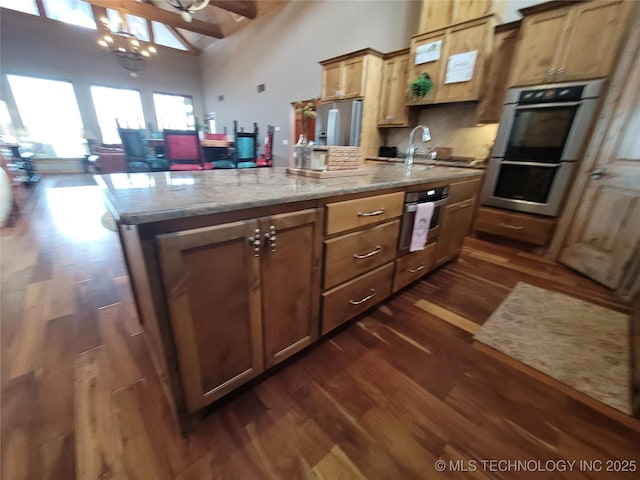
[409,73,433,99]
[293,98,318,140]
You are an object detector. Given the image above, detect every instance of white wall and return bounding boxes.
[200,0,422,166]
[0,8,205,145]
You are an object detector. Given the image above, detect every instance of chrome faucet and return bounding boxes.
[405,125,432,169]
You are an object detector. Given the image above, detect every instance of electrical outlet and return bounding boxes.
[282,139,289,145]
[275,126,281,132]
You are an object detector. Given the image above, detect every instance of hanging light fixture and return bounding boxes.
[97,10,157,77]
[164,0,209,23]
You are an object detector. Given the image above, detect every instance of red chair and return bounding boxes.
[163,129,211,171]
[257,125,275,167]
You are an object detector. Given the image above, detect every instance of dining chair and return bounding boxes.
[163,129,209,171]
[234,121,258,169]
[117,125,169,172]
[256,125,275,167]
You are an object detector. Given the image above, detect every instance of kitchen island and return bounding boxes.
[97,164,483,434]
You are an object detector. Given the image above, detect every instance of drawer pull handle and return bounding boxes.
[408,263,425,273]
[499,222,524,230]
[353,245,382,259]
[458,202,471,209]
[349,289,376,305]
[357,208,385,217]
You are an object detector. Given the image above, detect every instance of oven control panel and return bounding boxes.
[518,85,584,104]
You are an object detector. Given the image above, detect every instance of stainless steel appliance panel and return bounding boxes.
[483,80,604,217]
[315,99,363,147]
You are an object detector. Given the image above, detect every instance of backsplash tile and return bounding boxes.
[386,103,499,161]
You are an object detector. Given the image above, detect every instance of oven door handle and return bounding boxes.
[515,101,581,109]
[405,198,448,212]
[501,161,561,168]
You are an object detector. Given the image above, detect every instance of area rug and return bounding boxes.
[474,282,631,414]
[101,211,117,232]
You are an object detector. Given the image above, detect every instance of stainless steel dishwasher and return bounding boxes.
[398,186,449,252]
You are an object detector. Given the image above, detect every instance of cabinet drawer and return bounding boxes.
[447,178,481,204]
[325,192,404,235]
[393,242,436,292]
[322,263,393,334]
[475,207,556,246]
[324,220,400,289]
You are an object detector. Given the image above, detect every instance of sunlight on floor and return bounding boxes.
[46,185,111,242]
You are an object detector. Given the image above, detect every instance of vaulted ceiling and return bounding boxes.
[81,0,287,52]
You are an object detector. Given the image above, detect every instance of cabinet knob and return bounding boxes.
[248,228,261,256]
[589,168,606,180]
[264,225,277,252]
[556,67,565,79]
[546,68,556,80]
[386,115,393,122]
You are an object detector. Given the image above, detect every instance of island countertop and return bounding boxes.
[95,164,483,225]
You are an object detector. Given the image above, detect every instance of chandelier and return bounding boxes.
[164,0,209,23]
[97,11,157,77]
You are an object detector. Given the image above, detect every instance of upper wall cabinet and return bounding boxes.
[378,49,414,127]
[476,21,520,124]
[417,0,505,33]
[319,49,384,158]
[320,49,382,101]
[408,15,498,105]
[509,0,633,86]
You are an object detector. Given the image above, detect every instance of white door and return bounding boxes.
[557,12,640,298]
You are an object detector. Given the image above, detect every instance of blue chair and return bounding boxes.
[234,121,258,169]
[117,123,169,172]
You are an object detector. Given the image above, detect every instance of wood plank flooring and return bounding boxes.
[2,175,639,479]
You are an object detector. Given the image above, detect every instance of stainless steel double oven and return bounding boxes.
[481,80,604,217]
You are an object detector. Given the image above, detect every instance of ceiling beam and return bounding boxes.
[210,0,256,19]
[82,0,224,38]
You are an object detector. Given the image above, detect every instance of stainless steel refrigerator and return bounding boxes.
[314,99,363,147]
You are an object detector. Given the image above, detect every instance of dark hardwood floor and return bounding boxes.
[1,175,638,479]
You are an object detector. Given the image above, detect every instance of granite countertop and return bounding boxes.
[366,156,487,169]
[95,164,483,225]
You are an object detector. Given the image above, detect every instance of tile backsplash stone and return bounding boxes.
[386,103,499,161]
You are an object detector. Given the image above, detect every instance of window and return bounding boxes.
[0,0,39,16]
[7,75,86,158]
[42,0,96,29]
[91,86,145,144]
[106,9,149,42]
[153,93,195,130]
[152,21,188,51]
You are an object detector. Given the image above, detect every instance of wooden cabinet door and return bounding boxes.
[559,25,640,296]
[557,1,629,82]
[418,0,452,33]
[436,17,492,103]
[434,198,476,265]
[378,58,396,124]
[476,23,519,123]
[322,62,342,100]
[451,0,492,24]
[343,56,365,98]
[509,7,569,86]
[157,220,264,413]
[409,30,446,105]
[261,209,322,368]
[378,53,410,126]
